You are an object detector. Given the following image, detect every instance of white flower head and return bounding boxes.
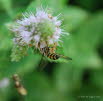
[8,7,69,61]
[0,78,10,88]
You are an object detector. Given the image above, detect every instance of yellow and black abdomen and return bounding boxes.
[39,47,60,60]
[39,46,72,60]
[47,53,60,60]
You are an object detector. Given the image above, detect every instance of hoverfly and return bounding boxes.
[38,42,72,60]
[36,42,72,71]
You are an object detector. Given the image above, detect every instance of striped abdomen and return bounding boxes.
[39,47,72,60]
[47,53,60,60]
[39,47,60,60]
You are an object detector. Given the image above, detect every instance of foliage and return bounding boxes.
[0,0,103,101]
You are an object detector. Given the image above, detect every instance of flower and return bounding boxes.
[8,7,69,61]
[0,78,10,88]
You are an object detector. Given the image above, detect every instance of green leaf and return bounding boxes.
[0,0,13,16]
[63,6,88,31]
[23,72,75,101]
[54,63,83,93]
[91,69,103,91]
[27,0,67,14]
[62,12,103,69]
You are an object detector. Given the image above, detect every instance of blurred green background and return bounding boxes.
[0,0,103,101]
